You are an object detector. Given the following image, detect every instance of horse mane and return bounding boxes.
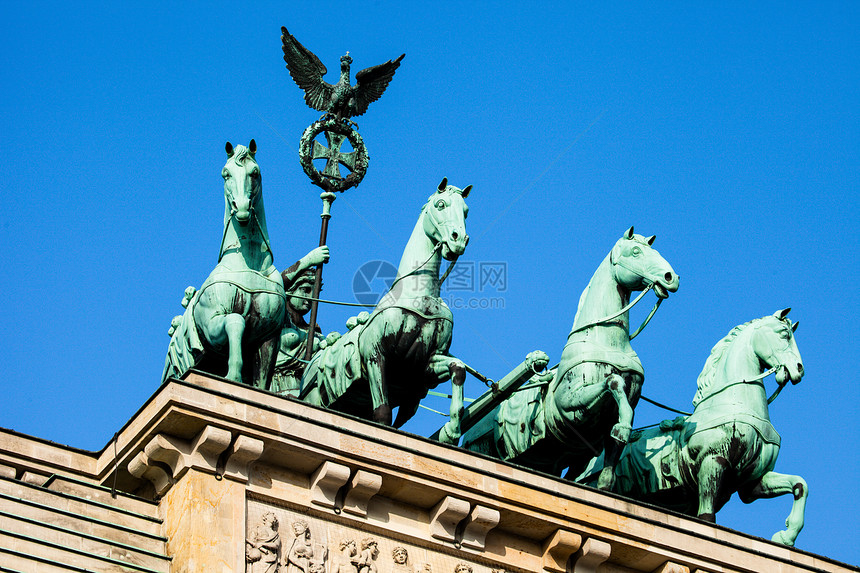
[418,186,466,218]
[423,185,465,203]
[231,145,257,167]
[692,318,757,406]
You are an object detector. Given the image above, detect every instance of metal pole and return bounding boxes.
[304,191,336,362]
[429,357,541,441]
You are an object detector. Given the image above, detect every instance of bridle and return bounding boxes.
[386,196,467,294]
[693,365,789,407]
[568,243,667,340]
[217,168,271,261]
[639,320,797,420]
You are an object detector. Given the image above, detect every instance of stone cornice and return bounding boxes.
[2,373,855,573]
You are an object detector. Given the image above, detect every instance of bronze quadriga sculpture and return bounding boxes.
[300,178,471,427]
[157,27,815,550]
[462,228,679,489]
[163,141,286,387]
[580,309,806,546]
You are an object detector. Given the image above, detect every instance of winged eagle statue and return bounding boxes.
[281,26,405,122]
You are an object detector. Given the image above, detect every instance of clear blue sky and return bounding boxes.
[2,1,858,566]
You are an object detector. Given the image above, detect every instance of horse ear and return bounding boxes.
[248,139,257,155]
[624,226,634,239]
[646,235,656,245]
[774,308,791,319]
[225,142,234,157]
[791,320,800,332]
[460,184,472,198]
[437,177,448,192]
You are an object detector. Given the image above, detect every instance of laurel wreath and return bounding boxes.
[299,117,369,192]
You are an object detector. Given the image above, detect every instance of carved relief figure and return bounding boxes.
[285,520,314,573]
[391,546,410,573]
[333,539,358,573]
[246,511,282,573]
[453,564,472,573]
[356,538,379,573]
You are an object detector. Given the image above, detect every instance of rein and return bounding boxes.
[288,293,375,308]
[693,366,787,407]
[218,181,242,260]
[284,245,453,310]
[630,297,663,340]
[286,199,463,308]
[385,242,445,294]
[217,209,234,261]
[253,210,273,259]
[402,199,464,290]
[217,205,272,265]
[639,366,788,422]
[439,254,459,287]
[337,241,457,306]
[568,283,660,340]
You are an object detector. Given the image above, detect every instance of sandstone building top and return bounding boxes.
[0,372,855,573]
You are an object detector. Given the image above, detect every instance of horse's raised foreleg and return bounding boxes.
[606,373,634,442]
[597,373,634,490]
[738,471,807,546]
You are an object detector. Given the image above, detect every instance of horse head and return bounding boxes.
[610,226,679,298]
[423,177,471,261]
[755,308,804,385]
[222,139,261,226]
[693,310,804,407]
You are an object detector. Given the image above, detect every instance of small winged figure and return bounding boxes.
[281,26,405,126]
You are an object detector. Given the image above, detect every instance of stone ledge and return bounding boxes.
[2,374,853,573]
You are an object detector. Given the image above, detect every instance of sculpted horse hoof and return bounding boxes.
[771,530,794,547]
[597,466,616,491]
[610,423,632,443]
[372,404,392,426]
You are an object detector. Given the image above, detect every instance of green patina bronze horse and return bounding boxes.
[163,141,286,387]
[461,228,679,488]
[579,309,806,546]
[300,178,471,426]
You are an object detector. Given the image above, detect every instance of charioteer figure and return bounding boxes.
[271,246,332,396]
